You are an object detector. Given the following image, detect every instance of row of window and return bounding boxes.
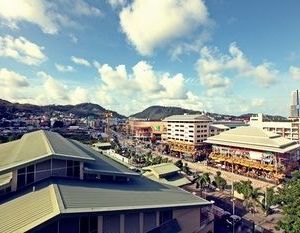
[33,210,173,233]
[16,159,80,189]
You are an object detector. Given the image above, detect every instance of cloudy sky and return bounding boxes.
[0,0,300,116]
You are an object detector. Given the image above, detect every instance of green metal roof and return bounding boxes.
[0,185,60,233]
[55,178,208,213]
[0,177,209,231]
[142,163,180,177]
[0,130,95,175]
[143,172,191,187]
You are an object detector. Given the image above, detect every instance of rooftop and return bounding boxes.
[0,184,60,233]
[205,126,300,153]
[0,130,137,177]
[0,178,209,232]
[163,114,212,122]
[0,130,95,174]
[142,163,180,176]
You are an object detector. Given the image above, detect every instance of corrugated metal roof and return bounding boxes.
[205,126,300,153]
[55,178,209,213]
[143,172,190,187]
[0,176,208,231]
[0,172,12,187]
[0,130,95,174]
[163,114,212,122]
[0,185,60,233]
[143,163,180,176]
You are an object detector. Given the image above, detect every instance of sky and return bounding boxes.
[0,0,300,116]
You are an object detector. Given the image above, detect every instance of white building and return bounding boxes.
[249,113,300,142]
[290,90,300,118]
[163,114,212,145]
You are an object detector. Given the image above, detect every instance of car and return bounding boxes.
[223,214,242,229]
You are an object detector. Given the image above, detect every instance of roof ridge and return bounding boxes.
[41,130,54,154]
[51,184,65,212]
[50,184,62,214]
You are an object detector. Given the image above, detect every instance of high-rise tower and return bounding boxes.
[290,90,300,118]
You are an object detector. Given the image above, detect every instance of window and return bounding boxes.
[74,161,80,178]
[67,160,74,177]
[26,165,35,184]
[80,216,97,233]
[160,210,173,224]
[17,168,26,189]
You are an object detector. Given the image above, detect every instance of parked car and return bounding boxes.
[222,213,242,229]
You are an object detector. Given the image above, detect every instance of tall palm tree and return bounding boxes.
[195,173,211,196]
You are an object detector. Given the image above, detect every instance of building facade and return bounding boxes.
[205,126,300,183]
[290,90,300,118]
[127,119,166,141]
[249,113,300,142]
[162,114,213,160]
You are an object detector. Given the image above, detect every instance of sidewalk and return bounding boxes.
[154,152,276,190]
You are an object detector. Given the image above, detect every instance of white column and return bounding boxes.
[156,211,160,227]
[120,214,125,233]
[80,161,84,180]
[97,216,103,233]
[139,212,144,233]
[11,170,18,191]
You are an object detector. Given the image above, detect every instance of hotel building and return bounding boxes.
[205,126,300,183]
[249,113,300,142]
[162,114,213,160]
[0,130,214,233]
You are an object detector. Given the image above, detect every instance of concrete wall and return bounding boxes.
[173,207,201,233]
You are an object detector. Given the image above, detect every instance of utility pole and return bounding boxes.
[232,182,236,233]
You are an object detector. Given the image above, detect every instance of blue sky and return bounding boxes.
[0,0,300,116]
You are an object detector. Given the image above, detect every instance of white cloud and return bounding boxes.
[69,34,78,43]
[119,0,209,55]
[36,71,92,104]
[72,0,102,17]
[196,42,278,89]
[0,0,58,34]
[69,87,89,104]
[289,66,300,80]
[0,35,46,65]
[0,0,102,34]
[251,98,265,107]
[55,63,75,72]
[95,60,195,114]
[108,0,127,8]
[71,56,91,67]
[0,68,29,87]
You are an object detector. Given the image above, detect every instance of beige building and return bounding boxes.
[0,130,214,233]
[161,114,213,160]
[127,119,166,141]
[249,113,300,142]
[205,126,300,183]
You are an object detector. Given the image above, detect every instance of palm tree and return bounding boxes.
[213,171,227,191]
[194,173,211,196]
[233,180,263,212]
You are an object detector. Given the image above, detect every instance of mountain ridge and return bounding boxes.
[130,105,287,121]
[0,99,125,119]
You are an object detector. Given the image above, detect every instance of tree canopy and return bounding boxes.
[277,171,300,233]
